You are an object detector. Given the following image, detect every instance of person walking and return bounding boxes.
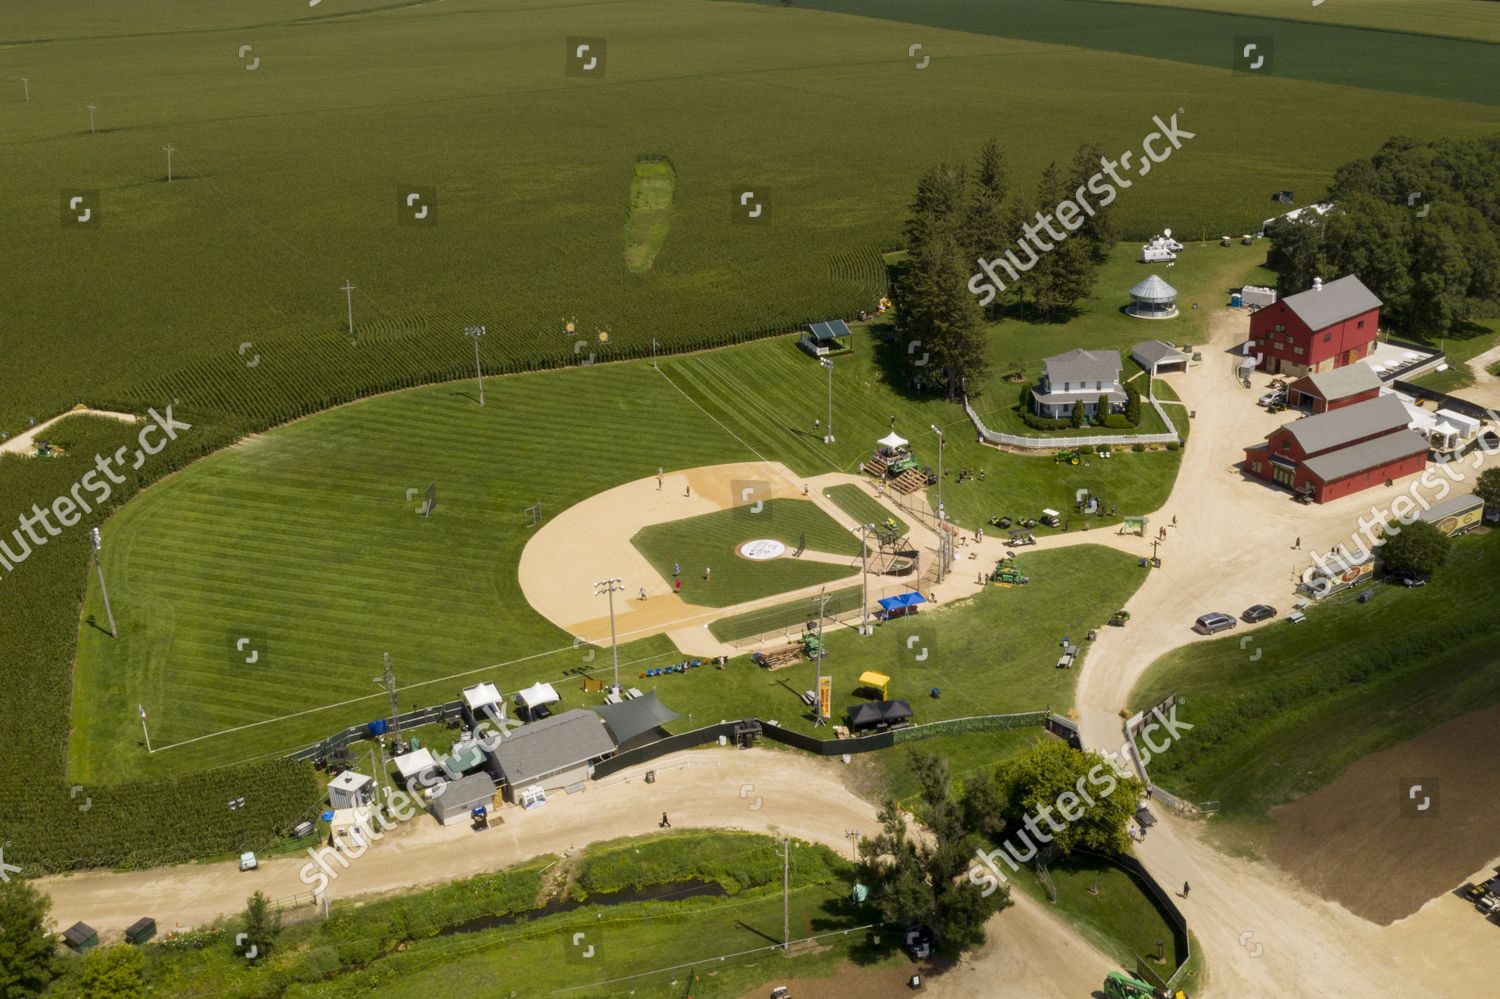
[673,562,681,578]
[1182,881,1190,898]
[661,812,671,828]
[1294,536,1302,550]
[1171,515,1177,527]
[657,467,663,491]
[704,566,712,583]
[639,587,647,601]
[674,578,681,592]
[685,484,691,498]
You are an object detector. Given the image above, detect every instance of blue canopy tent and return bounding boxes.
[877,592,927,620]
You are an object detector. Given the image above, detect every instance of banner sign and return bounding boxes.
[818,676,833,720]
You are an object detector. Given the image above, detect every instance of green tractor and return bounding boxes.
[989,559,1030,587]
[801,630,825,658]
[1102,972,1163,999]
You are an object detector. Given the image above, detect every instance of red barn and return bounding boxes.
[1285,363,1383,413]
[1248,275,1381,377]
[1244,394,1428,503]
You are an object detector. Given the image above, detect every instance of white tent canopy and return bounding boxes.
[516,681,560,710]
[877,432,908,449]
[393,747,438,782]
[463,682,503,712]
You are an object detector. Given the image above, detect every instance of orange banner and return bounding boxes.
[818,676,833,720]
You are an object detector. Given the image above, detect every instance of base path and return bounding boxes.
[37,747,1112,997]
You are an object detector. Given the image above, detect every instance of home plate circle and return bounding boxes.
[738,539,786,561]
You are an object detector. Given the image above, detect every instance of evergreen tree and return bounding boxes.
[1070,398,1085,428]
[1068,143,1120,262]
[904,232,989,400]
[0,880,61,996]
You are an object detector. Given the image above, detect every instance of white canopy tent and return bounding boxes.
[516,681,561,710]
[877,432,908,450]
[463,682,504,713]
[393,747,439,784]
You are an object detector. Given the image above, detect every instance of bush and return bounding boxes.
[1132,443,1146,452]
[1102,415,1131,429]
[1166,441,1181,451]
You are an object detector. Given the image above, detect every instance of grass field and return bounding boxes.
[823,483,908,536]
[625,156,677,274]
[1089,0,1500,44]
[630,498,861,607]
[6,0,1500,434]
[1131,529,1500,832]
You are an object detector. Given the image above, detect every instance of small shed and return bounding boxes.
[125,918,156,945]
[798,319,853,358]
[429,772,498,825]
[330,806,375,850]
[1130,339,1189,375]
[1126,275,1178,320]
[62,922,98,954]
[327,770,374,810]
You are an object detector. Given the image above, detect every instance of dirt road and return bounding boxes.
[39,748,1113,996]
[0,406,136,456]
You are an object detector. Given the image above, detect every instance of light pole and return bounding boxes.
[594,578,624,694]
[819,357,834,444]
[163,143,175,182]
[930,425,945,523]
[813,588,827,725]
[464,325,486,405]
[860,522,875,636]
[342,280,355,336]
[89,527,116,638]
[21,79,29,102]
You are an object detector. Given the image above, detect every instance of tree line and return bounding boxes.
[1267,134,1500,338]
[895,140,1123,401]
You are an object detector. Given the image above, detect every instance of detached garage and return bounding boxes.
[1130,339,1189,375]
[428,772,498,826]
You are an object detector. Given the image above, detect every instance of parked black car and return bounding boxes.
[1242,604,1278,623]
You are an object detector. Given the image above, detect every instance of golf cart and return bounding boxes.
[1109,610,1131,627]
[1039,508,1062,528]
[1007,529,1036,548]
[988,515,1013,529]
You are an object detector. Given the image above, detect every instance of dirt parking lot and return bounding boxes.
[1269,702,1500,924]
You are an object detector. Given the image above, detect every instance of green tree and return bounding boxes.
[1070,398,1085,429]
[858,751,1009,950]
[1380,519,1450,578]
[1265,215,1328,296]
[1474,468,1500,511]
[1124,383,1142,425]
[0,880,61,997]
[1319,195,1413,320]
[1095,394,1109,423]
[966,739,1144,857]
[239,891,282,963]
[902,231,988,400]
[1067,143,1120,263]
[1030,162,1094,321]
[79,946,145,999]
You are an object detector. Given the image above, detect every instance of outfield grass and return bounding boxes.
[823,483,908,536]
[1131,529,1500,829]
[8,0,1500,432]
[630,499,861,607]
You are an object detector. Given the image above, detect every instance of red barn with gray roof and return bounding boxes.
[1247,275,1381,377]
[1244,394,1427,502]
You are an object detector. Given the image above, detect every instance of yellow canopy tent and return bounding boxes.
[858,671,891,698]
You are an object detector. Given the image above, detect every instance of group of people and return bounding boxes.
[948,467,985,483]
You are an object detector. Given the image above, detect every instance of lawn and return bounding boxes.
[1007,853,1183,972]
[630,498,862,608]
[8,0,1500,433]
[1130,529,1500,828]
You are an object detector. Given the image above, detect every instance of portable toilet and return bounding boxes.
[1230,291,1243,308]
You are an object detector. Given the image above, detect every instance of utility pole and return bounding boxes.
[378,652,401,744]
[163,143,175,181]
[89,527,116,637]
[594,578,625,694]
[782,837,790,951]
[342,280,355,336]
[86,103,95,134]
[464,325,486,405]
[930,424,945,523]
[651,337,659,370]
[819,357,835,444]
[21,79,29,102]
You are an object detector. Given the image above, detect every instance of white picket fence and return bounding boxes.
[963,389,1182,449]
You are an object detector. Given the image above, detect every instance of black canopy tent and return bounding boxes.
[846,699,913,732]
[591,691,681,750]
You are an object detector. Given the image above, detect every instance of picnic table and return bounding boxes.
[626,687,644,700]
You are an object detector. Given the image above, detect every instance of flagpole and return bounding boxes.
[140,705,152,753]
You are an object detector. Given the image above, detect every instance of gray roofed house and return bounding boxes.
[1032,349,1125,419]
[1131,339,1189,374]
[591,691,680,750]
[1284,394,1411,455]
[1279,275,1382,332]
[489,708,616,797]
